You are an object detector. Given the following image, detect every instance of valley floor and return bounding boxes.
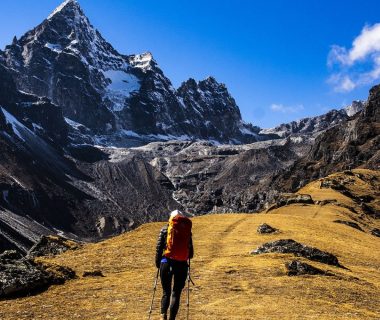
[1,170,380,319]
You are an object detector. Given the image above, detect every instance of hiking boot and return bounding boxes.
[160,314,167,320]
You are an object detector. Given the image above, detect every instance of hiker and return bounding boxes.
[155,210,194,320]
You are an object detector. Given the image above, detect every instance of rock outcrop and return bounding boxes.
[266,194,314,212]
[0,250,75,298]
[251,239,342,267]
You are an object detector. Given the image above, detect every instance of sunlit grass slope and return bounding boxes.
[0,169,379,319]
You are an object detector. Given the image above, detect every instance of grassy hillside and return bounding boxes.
[1,169,379,319]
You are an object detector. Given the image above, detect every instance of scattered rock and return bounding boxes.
[257,223,278,234]
[0,250,75,299]
[316,199,339,206]
[251,239,343,268]
[285,260,331,276]
[82,270,104,278]
[333,220,364,231]
[371,228,380,237]
[27,236,80,258]
[267,194,314,212]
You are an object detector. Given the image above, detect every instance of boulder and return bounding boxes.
[251,239,343,267]
[285,260,330,276]
[257,223,278,234]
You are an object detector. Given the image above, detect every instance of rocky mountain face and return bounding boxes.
[177,77,264,143]
[0,63,68,146]
[0,124,179,253]
[0,62,180,252]
[106,135,313,214]
[2,0,265,146]
[110,88,377,215]
[260,101,365,138]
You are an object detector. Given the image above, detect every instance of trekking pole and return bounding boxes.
[187,260,190,320]
[187,259,195,320]
[148,268,160,320]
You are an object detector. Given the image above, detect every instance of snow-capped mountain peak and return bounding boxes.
[44,0,124,70]
[129,52,155,72]
[47,0,80,20]
[2,0,267,146]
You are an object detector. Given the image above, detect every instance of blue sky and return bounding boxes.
[1,0,380,128]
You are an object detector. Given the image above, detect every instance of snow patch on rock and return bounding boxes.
[239,127,258,136]
[1,108,27,141]
[44,43,63,53]
[103,70,140,111]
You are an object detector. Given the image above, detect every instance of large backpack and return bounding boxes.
[164,214,192,261]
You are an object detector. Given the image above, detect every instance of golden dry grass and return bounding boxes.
[0,169,379,319]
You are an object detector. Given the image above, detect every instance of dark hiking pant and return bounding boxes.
[160,259,188,320]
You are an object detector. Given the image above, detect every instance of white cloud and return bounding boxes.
[270,103,304,114]
[328,23,380,92]
[350,24,380,62]
[327,74,356,92]
[327,45,350,66]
